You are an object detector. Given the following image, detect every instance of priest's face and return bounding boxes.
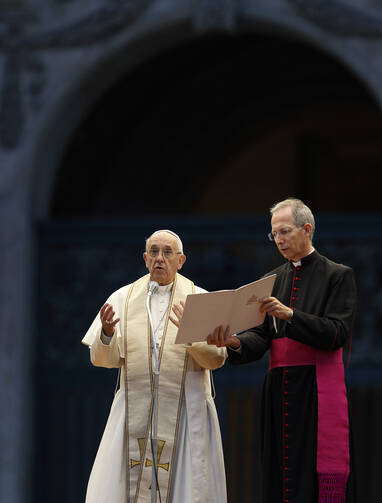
[143,232,186,285]
[271,206,313,262]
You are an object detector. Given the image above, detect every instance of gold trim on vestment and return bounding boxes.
[124,281,135,502]
[133,297,154,503]
[166,280,195,502]
[123,273,194,502]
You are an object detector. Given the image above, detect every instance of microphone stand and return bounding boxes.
[146,283,159,503]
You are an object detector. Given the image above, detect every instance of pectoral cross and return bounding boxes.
[131,437,170,472]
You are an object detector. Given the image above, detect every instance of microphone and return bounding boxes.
[145,278,160,501]
[148,280,159,296]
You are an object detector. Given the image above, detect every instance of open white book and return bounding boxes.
[174,274,276,344]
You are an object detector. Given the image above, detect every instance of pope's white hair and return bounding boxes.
[145,229,184,253]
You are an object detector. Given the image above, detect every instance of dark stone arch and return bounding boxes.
[52,32,382,217]
[34,29,382,503]
[28,21,198,219]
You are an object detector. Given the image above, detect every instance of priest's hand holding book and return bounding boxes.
[258,296,294,321]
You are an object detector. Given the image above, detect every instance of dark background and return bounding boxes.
[34,34,382,502]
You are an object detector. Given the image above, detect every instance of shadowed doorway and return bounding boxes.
[35,33,382,503]
[52,34,382,218]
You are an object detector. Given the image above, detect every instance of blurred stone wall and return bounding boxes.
[2,1,382,501]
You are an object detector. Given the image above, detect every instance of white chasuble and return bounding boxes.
[123,273,194,502]
[82,273,227,503]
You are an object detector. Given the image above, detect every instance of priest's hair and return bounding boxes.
[145,229,184,253]
[270,198,315,241]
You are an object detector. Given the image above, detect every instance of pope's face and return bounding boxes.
[143,232,186,286]
[271,206,312,262]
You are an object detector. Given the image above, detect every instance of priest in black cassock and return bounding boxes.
[207,198,357,503]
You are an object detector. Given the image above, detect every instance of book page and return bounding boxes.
[230,275,277,333]
[174,274,276,344]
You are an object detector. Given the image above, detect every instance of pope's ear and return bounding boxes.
[177,254,186,269]
[143,252,148,268]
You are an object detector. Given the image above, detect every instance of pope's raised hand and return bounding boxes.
[100,303,120,337]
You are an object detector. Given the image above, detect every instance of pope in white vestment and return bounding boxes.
[82,230,227,503]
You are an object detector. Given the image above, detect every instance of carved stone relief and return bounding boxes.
[0,0,152,149]
[1,0,382,150]
[287,0,382,36]
[192,0,237,32]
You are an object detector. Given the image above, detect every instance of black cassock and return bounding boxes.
[229,250,357,503]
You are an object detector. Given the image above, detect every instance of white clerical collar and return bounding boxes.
[292,248,315,267]
[156,282,173,294]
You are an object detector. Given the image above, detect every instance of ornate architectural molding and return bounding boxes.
[1,0,382,150]
[0,0,152,149]
[0,50,24,149]
[288,0,382,37]
[192,0,237,32]
[0,7,42,148]
[1,0,152,50]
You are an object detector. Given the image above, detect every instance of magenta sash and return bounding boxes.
[270,338,350,503]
